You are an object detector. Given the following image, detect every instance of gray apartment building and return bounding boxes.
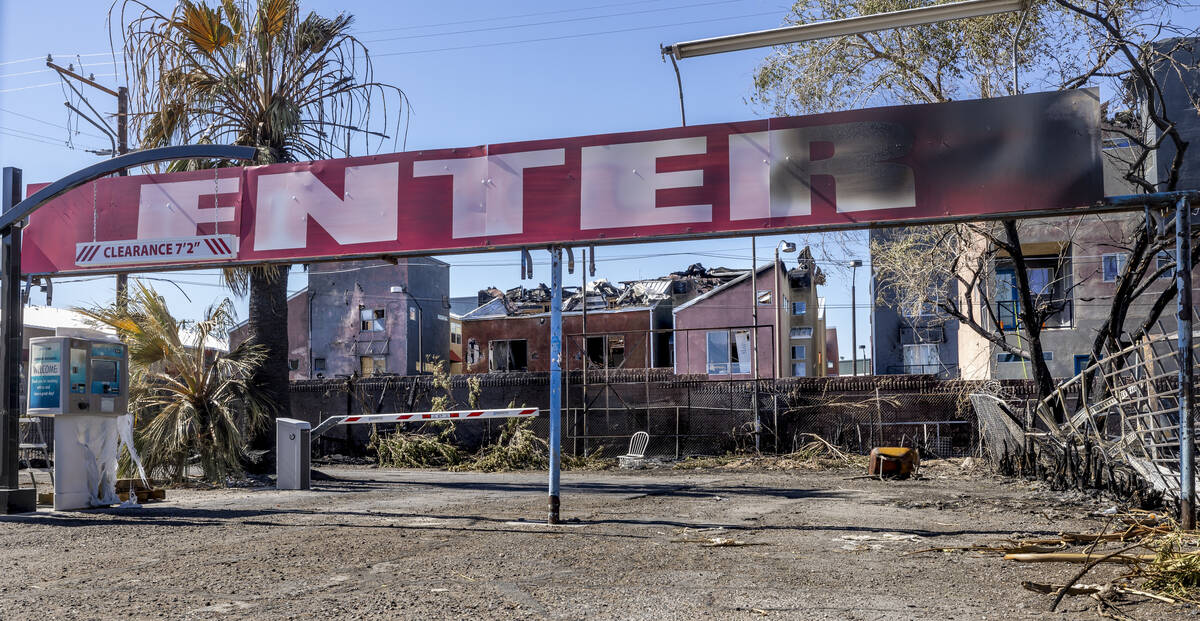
[873,39,1200,380]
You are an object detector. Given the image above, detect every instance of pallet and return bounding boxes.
[36,487,166,506]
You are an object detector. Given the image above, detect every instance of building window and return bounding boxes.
[360,308,385,332]
[792,301,807,315]
[450,324,462,345]
[757,290,771,305]
[706,329,750,375]
[995,255,1072,330]
[288,359,299,371]
[586,335,626,369]
[902,344,940,374]
[409,307,417,321]
[792,362,807,376]
[489,339,528,372]
[1158,250,1175,279]
[466,338,481,366]
[1102,253,1127,282]
[313,357,326,374]
[997,351,1053,363]
[360,355,387,375]
[1074,354,1092,376]
[790,327,813,339]
[791,345,807,360]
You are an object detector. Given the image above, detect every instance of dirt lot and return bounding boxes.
[0,463,1192,620]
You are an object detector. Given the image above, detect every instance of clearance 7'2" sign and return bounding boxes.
[22,89,1102,276]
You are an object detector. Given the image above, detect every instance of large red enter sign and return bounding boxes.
[22,89,1101,276]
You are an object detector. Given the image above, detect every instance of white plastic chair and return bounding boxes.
[618,431,650,468]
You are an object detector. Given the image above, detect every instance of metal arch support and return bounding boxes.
[0,144,257,233]
[0,144,255,514]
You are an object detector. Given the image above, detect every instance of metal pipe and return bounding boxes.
[1177,196,1195,528]
[751,239,760,453]
[851,260,860,376]
[548,246,563,524]
[1,168,22,495]
[665,0,1024,59]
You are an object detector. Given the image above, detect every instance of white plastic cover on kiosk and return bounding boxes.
[27,336,128,510]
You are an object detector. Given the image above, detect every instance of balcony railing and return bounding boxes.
[996,298,1073,330]
[899,325,944,344]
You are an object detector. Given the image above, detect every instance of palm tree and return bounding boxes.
[114,0,406,435]
[78,281,273,483]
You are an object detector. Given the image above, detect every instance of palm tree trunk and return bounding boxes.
[247,264,291,449]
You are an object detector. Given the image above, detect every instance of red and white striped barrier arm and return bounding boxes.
[312,407,539,437]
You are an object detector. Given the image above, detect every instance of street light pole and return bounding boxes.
[850,260,862,376]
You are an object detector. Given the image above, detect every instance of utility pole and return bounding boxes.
[46,60,129,310]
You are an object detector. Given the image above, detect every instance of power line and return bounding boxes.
[362,0,747,44]
[0,52,119,68]
[357,0,681,35]
[0,129,64,147]
[0,107,108,140]
[0,73,117,94]
[373,10,781,57]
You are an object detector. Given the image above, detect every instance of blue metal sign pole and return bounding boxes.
[1178,196,1195,529]
[548,246,563,524]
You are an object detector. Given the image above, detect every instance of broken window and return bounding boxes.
[489,339,528,372]
[584,335,626,368]
[791,344,807,360]
[360,308,385,332]
[360,355,387,375]
[757,290,771,305]
[706,329,750,375]
[288,359,299,371]
[466,338,481,366]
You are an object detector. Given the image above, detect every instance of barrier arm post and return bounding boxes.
[549,246,563,524]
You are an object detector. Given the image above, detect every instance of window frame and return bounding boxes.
[360,308,385,332]
[1101,253,1127,283]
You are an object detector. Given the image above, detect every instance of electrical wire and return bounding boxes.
[0,73,117,93]
[0,107,109,140]
[373,10,781,57]
[357,0,683,35]
[362,0,748,44]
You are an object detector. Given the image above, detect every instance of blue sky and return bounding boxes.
[4,0,1180,362]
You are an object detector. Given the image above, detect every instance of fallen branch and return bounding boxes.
[1006,552,1155,564]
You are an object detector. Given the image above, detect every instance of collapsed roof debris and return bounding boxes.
[470,263,756,317]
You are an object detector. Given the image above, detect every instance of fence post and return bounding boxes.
[675,406,680,460]
[773,393,779,454]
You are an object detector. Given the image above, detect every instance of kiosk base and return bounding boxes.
[0,487,36,514]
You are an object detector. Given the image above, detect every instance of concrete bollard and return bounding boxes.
[276,418,311,490]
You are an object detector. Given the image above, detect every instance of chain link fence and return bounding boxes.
[288,372,1047,460]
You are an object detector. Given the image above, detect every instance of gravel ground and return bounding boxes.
[0,463,1192,620]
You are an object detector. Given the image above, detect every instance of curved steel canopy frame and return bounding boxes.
[0,144,257,233]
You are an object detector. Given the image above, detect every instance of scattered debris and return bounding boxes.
[835,533,923,551]
[912,508,1200,610]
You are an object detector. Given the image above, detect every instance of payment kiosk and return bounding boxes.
[27,336,128,510]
